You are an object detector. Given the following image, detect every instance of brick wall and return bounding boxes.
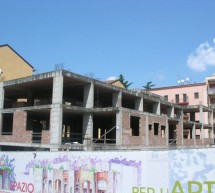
[183,139,195,146]
[121,111,146,146]
[0,111,32,143]
[148,114,167,147]
[42,130,50,144]
[121,111,168,147]
[204,138,213,146]
[196,139,203,146]
[176,121,183,146]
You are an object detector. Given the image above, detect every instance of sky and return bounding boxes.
[1,0,215,89]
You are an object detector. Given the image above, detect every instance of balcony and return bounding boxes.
[173,99,189,106]
[208,88,215,95]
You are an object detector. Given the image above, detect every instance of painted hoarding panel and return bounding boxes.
[0,148,215,193]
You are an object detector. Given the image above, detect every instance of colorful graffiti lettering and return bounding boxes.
[10,181,34,193]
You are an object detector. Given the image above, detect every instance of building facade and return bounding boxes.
[0,70,213,151]
[0,44,35,81]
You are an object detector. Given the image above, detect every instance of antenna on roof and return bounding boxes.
[177,77,191,85]
[55,63,65,70]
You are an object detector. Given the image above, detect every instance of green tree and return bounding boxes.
[143,81,155,89]
[119,74,133,89]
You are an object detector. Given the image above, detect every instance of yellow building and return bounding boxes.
[106,79,125,88]
[0,44,35,81]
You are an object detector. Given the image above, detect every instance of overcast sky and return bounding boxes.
[1,0,215,88]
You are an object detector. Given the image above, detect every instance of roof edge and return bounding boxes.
[0,44,35,71]
[149,82,205,91]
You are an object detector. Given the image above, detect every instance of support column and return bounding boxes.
[83,113,93,149]
[179,109,184,146]
[165,119,169,147]
[84,82,94,108]
[112,91,122,107]
[200,124,204,145]
[135,97,143,111]
[116,109,122,146]
[199,105,203,123]
[167,106,174,118]
[210,110,214,143]
[153,101,160,115]
[0,83,4,134]
[50,71,63,151]
[192,123,196,147]
[145,115,149,146]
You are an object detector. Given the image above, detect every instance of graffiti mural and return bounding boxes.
[0,155,16,191]
[0,149,215,193]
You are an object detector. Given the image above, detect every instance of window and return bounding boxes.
[130,116,140,136]
[183,94,187,102]
[2,113,13,135]
[194,92,199,99]
[175,94,179,103]
[161,126,166,138]
[154,123,159,135]
[164,95,168,101]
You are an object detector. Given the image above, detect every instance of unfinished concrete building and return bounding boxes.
[0,70,214,151]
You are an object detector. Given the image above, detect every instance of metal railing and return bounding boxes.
[92,126,116,145]
[1,132,12,135]
[208,88,215,95]
[169,139,177,146]
[32,132,42,143]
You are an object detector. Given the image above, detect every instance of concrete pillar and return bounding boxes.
[203,86,208,124]
[116,110,122,146]
[0,83,4,133]
[210,110,214,143]
[50,72,63,150]
[179,109,184,147]
[145,115,149,146]
[135,97,143,111]
[153,101,160,115]
[176,109,182,119]
[165,119,169,147]
[167,106,174,118]
[199,105,203,123]
[192,123,196,146]
[84,82,94,108]
[112,91,122,107]
[200,124,204,145]
[83,113,93,149]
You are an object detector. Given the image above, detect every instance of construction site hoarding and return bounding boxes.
[0,148,215,193]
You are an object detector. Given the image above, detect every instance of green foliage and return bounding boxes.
[119,74,133,89]
[59,165,64,170]
[142,81,155,89]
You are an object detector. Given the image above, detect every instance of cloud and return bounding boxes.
[156,71,166,81]
[187,39,215,72]
[106,76,117,81]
